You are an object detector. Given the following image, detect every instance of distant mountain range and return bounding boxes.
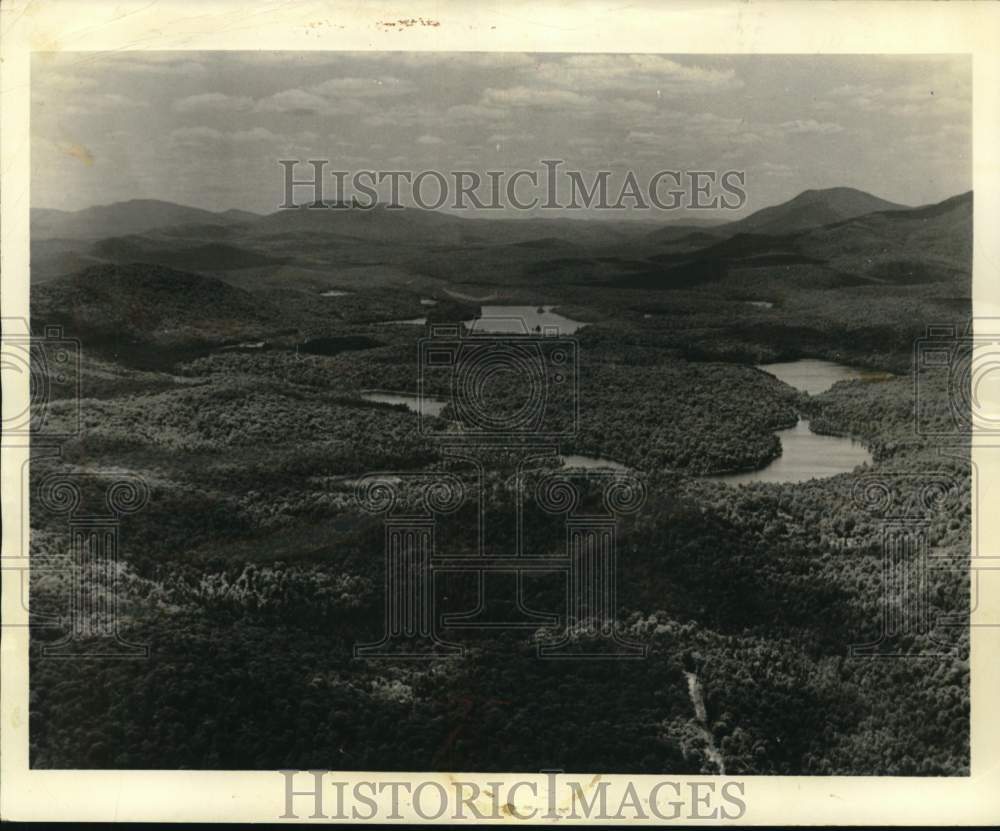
[33,186,907,244]
[32,200,260,241]
[29,187,971,298]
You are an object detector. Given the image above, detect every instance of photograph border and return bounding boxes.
[2,0,1000,823]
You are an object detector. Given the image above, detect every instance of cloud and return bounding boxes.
[728,131,765,145]
[482,86,596,109]
[416,134,445,145]
[169,126,224,145]
[779,119,844,135]
[489,133,535,143]
[626,130,662,145]
[174,92,253,113]
[444,103,508,123]
[254,89,336,115]
[34,73,99,93]
[533,54,742,93]
[685,112,747,134]
[399,52,537,69]
[759,161,794,177]
[251,76,415,119]
[312,76,415,97]
[231,127,285,143]
[827,80,970,117]
[80,53,206,77]
[61,93,148,115]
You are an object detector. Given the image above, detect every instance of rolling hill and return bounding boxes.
[31,263,288,362]
[32,199,260,241]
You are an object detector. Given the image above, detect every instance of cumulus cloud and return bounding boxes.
[34,73,99,93]
[759,161,794,177]
[482,86,596,109]
[489,133,535,143]
[780,119,844,135]
[254,89,337,115]
[82,53,206,77]
[444,104,508,123]
[416,134,445,145]
[174,93,253,113]
[533,54,743,93]
[231,127,285,143]
[368,52,536,70]
[61,93,149,115]
[312,76,415,97]
[827,79,970,117]
[169,126,224,145]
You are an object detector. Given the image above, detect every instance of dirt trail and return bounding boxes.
[684,671,726,775]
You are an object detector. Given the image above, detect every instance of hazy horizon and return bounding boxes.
[31,183,974,222]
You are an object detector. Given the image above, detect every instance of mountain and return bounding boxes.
[797,190,971,282]
[91,236,288,271]
[31,200,257,241]
[647,187,907,245]
[252,201,469,246]
[616,190,970,292]
[723,187,907,236]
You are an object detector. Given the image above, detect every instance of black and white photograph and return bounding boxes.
[3,0,1000,824]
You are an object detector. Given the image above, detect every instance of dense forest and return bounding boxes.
[28,190,972,775]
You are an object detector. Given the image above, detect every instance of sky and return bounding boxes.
[32,52,971,218]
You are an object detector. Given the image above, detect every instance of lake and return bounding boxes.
[707,419,871,485]
[757,358,889,396]
[380,317,427,325]
[561,454,629,471]
[746,300,773,309]
[706,358,881,484]
[320,290,351,297]
[361,390,448,416]
[360,391,447,417]
[466,305,587,335]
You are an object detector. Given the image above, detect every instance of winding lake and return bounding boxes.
[707,359,881,485]
[708,419,871,485]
